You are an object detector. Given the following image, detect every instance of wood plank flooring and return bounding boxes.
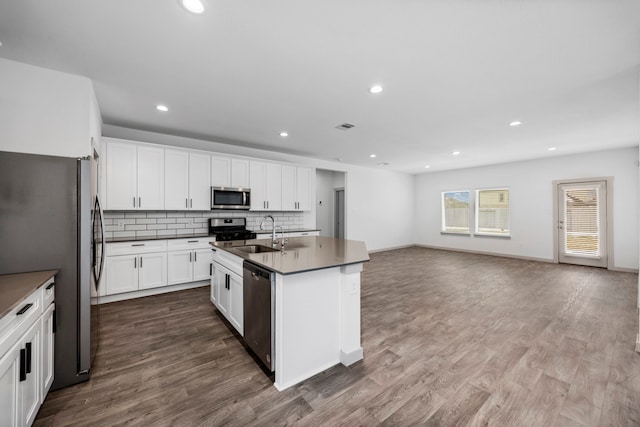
[34,247,640,426]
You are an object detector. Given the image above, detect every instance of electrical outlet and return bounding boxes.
[117,221,125,230]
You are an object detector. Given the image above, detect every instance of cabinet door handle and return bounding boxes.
[209,263,212,275]
[189,252,192,263]
[46,282,55,290]
[140,256,143,268]
[133,197,136,208]
[190,199,193,208]
[188,240,198,243]
[139,197,141,208]
[132,243,145,247]
[53,309,57,334]
[194,252,197,262]
[186,198,189,208]
[134,257,137,268]
[17,303,33,316]
[25,342,32,374]
[19,348,26,382]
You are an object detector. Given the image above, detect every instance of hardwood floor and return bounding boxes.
[34,247,640,426]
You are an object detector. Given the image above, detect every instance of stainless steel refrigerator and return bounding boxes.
[0,150,104,390]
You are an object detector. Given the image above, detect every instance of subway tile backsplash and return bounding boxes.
[103,211,306,239]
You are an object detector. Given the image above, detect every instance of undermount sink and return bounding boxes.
[233,244,279,254]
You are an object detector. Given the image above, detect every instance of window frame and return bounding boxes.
[474,187,511,238]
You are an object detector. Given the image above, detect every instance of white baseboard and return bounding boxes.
[340,348,364,366]
[413,244,554,263]
[368,244,414,254]
[95,281,209,304]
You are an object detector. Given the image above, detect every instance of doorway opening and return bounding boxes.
[334,188,345,239]
[554,179,611,268]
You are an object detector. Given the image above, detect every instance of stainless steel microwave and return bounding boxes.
[211,187,251,210]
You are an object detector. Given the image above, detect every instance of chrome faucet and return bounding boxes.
[260,215,277,246]
[274,225,287,251]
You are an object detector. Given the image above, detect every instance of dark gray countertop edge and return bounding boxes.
[0,269,59,320]
[106,233,212,243]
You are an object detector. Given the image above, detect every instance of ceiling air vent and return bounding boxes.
[335,123,355,131]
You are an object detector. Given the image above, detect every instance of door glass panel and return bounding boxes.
[563,187,600,256]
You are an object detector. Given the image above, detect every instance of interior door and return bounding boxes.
[558,181,607,268]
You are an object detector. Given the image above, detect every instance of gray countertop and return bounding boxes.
[0,270,58,319]
[211,236,369,275]
[253,228,321,235]
[106,233,212,243]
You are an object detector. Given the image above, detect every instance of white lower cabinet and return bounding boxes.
[0,274,56,427]
[18,321,40,427]
[104,238,215,300]
[40,304,55,401]
[0,343,19,427]
[105,241,168,295]
[212,250,244,336]
[167,239,215,286]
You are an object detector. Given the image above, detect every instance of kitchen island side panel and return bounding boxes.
[274,268,341,390]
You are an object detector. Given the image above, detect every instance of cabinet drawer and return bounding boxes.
[216,250,244,277]
[42,277,55,308]
[106,240,168,256]
[168,238,216,251]
[0,288,41,358]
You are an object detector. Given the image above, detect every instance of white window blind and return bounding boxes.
[563,188,600,256]
[442,191,470,234]
[476,189,510,236]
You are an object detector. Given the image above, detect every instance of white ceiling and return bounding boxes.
[1,1,639,174]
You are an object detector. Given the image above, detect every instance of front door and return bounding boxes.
[557,181,608,268]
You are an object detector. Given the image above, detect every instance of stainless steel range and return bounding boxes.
[209,217,257,241]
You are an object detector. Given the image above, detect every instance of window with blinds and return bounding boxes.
[563,188,600,256]
[475,189,510,236]
[442,191,470,234]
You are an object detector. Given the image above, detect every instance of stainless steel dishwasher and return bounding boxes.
[243,261,275,372]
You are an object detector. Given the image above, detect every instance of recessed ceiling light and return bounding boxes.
[370,154,377,158]
[180,0,205,14]
[424,165,431,169]
[548,147,557,151]
[156,105,169,112]
[369,85,383,94]
[509,120,523,127]
[452,151,461,156]
[279,131,288,137]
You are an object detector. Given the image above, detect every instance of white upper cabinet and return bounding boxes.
[164,150,190,210]
[189,153,211,210]
[105,142,136,210]
[105,140,164,210]
[250,161,282,211]
[104,138,310,213]
[282,165,312,211]
[211,156,231,187]
[166,150,211,210]
[231,159,250,188]
[211,156,250,188]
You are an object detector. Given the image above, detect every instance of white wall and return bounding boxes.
[415,147,639,270]
[316,169,335,238]
[0,58,97,157]
[347,167,415,251]
[103,125,416,252]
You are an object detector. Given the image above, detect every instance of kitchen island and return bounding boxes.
[210,236,369,390]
